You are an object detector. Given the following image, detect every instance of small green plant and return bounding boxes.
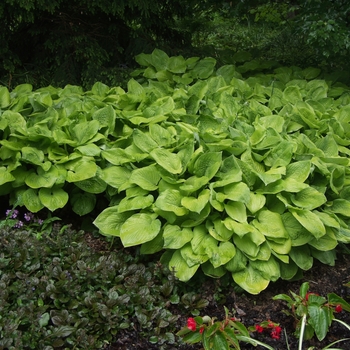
[273,282,350,343]
[177,306,276,350]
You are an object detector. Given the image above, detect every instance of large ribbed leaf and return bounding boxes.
[120,213,161,247]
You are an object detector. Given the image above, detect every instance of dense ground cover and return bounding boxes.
[1,218,350,349]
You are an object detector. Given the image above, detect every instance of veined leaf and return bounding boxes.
[21,188,44,213]
[250,256,280,282]
[100,166,132,189]
[289,245,313,270]
[193,152,222,179]
[0,86,10,108]
[191,57,216,79]
[328,199,350,217]
[285,160,311,182]
[253,209,289,239]
[163,225,193,249]
[246,192,266,214]
[133,129,158,153]
[71,120,99,145]
[65,158,97,182]
[118,194,154,213]
[155,189,188,216]
[282,212,313,246]
[25,165,58,189]
[290,187,327,210]
[181,189,210,214]
[21,147,45,165]
[120,213,161,247]
[232,265,270,294]
[208,241,236,268]
[168,250,200,282]
[224,182,250,203]
[38,187,69,211]
[224,201,247,223]
[150,148,182,174]
[181,243,210,267]
[0,167,15,185]
[71,192,96,216]
[130,165,161,191]
[289,208,326,239]
[92,105,115,133]
[93,208,131,236]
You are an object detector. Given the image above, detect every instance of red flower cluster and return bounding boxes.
[255,321,282,340]
[187,317,197,331]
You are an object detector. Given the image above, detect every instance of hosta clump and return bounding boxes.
[1,49,350,294]
[0,224,180,349]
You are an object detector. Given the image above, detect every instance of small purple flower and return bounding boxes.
[37,219,44,225]
[24,212,35,222]
[6,209,19,219]
[14,220,24,228]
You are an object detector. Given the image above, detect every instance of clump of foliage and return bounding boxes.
[273,282,350,342]
[0,220,186,349]
[1,50,350,294]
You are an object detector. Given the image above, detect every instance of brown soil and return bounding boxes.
[85,233,350,350]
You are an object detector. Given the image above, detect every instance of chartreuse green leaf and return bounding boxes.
[100,166,132,190]
[25,165,58,188]
[289,208,326,238]
[94,208,131,236]
[0,86,10,108]
[71,120,100,145]
[130,165,161,191]
[38,187,69,211]
[21,188,45,212]
[120,213,161,247]
[250,256,280,282]
[118,194,154,213]
[65,158,97,182]
[328,199,350,217]
[180,243,209,267]
[168,250,200,282]
[181,189,210,214]
[291,187,327,209]
[150,148,183,174]
[224,201,247,223]
[193,152,222,179]
[0,167,15,185]
[308,227,338,251]
[92,105,115,134]
[208,241,236,268]
[155,189,188,216]
[163,225,193,249]
[75,173,107,194]
[281,212,313,246]
[253,209,289,239]
[233,264,270,294]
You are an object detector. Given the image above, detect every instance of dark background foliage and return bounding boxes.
[1,0,349,88]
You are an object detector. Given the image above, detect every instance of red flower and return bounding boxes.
[199,326,205,334]
[187,317,197,331]
[255,325,264,333]
[335,304,343,313]
[271,326,282,340]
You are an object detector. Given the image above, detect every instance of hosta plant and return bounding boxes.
[1,49,350,293]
